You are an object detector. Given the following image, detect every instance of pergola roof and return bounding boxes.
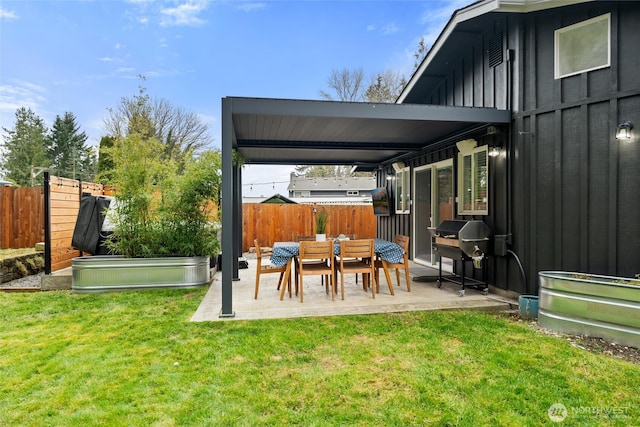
[226,97,511,170]
[219,96,511,317]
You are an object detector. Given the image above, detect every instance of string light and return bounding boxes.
[242,180,289,191]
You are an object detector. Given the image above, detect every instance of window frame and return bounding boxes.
[554,13,611,79]
[395,166,410,214]
[457,145,489,216]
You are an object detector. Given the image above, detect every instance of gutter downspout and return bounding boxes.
[505,47,528,294]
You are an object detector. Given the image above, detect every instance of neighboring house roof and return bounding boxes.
[399,0,594,103]
[288,175,376,192]
[259,194,297,204]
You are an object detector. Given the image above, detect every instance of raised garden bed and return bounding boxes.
[539,271,640,348]
[71,255,211,294]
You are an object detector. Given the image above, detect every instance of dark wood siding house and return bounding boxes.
[219,0,639,316]
[380,0,640,295]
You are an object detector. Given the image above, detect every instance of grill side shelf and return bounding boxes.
[435,237,460,248]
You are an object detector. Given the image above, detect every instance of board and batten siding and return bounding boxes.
[386,1,639,294]
[513,2,640,287]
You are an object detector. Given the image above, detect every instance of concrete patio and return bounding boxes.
[191,257,517,321]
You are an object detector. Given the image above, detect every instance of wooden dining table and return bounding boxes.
[272,238,405,300]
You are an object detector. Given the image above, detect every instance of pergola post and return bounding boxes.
[220,97,235,318]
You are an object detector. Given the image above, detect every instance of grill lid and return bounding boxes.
[435,220,468,238]
[435,220,491,241]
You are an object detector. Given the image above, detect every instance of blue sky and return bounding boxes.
[0,0,465,194]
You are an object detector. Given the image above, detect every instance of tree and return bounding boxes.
[46,112,96,181]
[294,165,372,178]
[318,67,366,101]
[365,70,406,103]
[413,36,428,70]
[96,135,115,184]
[0,107,49,186]
[103,80,213,173]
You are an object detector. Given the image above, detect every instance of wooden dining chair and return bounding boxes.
[295,235,328,288]
[297,240,335,302]
[337,239,375,300]
[254,239,291,299]
[375,234,411,292]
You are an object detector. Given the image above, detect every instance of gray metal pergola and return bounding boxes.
[220,97,511,317]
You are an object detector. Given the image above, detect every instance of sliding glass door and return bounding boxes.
[413,160,454,269]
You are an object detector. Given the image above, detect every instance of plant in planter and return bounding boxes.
[72,121,223,293]
[315,208,329,241]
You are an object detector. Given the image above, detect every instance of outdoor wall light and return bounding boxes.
[616,121,633,140]
[489,146,501,157]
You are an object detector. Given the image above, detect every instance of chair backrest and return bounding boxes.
[254,239,263,263]
[299,240,334,261]
[340,239,373,260]
[394,235,410,261]
[296,235,316,242]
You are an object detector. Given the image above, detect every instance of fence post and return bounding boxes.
[44,172,51,275]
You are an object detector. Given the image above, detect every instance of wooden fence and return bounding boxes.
[0,186,44,249]
[242,204,376,251]
[47,175,111,272]
[2,177,376,271]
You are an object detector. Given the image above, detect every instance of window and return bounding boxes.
[555,13,610,79]
[458,146,488,215]
[293,190,310,197]
[395,166,410,214]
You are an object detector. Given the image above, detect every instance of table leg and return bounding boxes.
[279,259,293,300]
[381,260,394,296]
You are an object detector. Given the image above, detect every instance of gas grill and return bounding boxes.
[429,220,491,296]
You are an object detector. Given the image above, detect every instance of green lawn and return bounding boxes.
[1,288,638,426]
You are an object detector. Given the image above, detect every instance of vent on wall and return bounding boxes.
[488,31,503,68]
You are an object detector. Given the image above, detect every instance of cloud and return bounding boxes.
[159,0,209,27]
[114,67,136,73]
[418,0,468,29]
[380,22,399,35]
[236,3,267,12]
[0,6,18,20]
[0,82,47,114]
[0,82,51,139]
[366,21,399,35]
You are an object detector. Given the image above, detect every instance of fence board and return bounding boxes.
[47,176,109,272]
[0,186,44,249]
[242,204,376,251]
[4,175,376,271]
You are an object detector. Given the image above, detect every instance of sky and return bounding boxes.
[0,0,467,195]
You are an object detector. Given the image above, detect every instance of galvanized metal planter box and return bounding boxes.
[72,256,210,294]
[539,271,640,348]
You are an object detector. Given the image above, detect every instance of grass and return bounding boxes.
[1,288,639,426]
[0,248,38,261]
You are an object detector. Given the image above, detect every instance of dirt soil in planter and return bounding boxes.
[503,311,640,365]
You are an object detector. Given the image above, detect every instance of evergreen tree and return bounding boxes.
[97,135,115,183]
[0,107,49,186]
[46,112,96,181]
